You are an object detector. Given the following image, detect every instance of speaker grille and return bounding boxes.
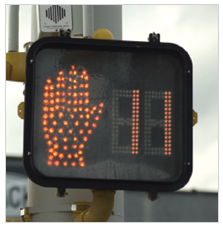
[45,5,66,24]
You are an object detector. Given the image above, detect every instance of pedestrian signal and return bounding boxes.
[23,36,193,193]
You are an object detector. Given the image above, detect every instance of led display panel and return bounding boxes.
[24,37,192,192]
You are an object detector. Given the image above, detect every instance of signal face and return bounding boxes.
[24,37,192,192]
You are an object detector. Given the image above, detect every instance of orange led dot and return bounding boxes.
[67,100,72,105]
[84,92,89,97]
[43,99,49,105]
[63,137,68,142]
[92,106,97,111]
[44,134,50,139]
[74,153,78,158]
[48,155,54,160]
[49,85,54,90]
[78,107,83,112]
[80,162,85,167]
[68,129,73,134]
[82,70,87,75]
[79,144,84,149]
[47,161,52,166]
[86,114,90,119]
[79,100,83,105]
[48,148,53,153]
[80,74,84,79]
[98,109,102,114]
[54,144,59,149]
[55,91,61,96]
[63,121,68,126]
[49,113,54,119]
[79,84,84,88]
[44,85,49,90]
[79,92,83,97]
[78,150,83,155]
[90,110,94,115]
[84,75,89,81]
[85,108,89,112]
[72,144,77,149]
[79,157,84,162]
[49,107,55,112]
[92,123,97,128]
[94,116,99,121]
[53,151,58,157]
[74,121,79,126]
[63,162,68,167]
[58,128,63,133]
[67,154,72,159]
[69,71,73,75]
[79,114,84,119]
[73,137,78,142]
[50,99,54,105]
[49,92,54,98]
[99,103,104,108]
[61,83,65,88]
[59,153,64,159]
[70,114,74,119]
[53,136,58,141]
[47,140,53,146]
[71,162,76,167]
[67,108,71,112]
[73,85,77,89]
[59,71,63,76]
[52,121,57,126]
[73,99,78,105]
[43,92,49,98]
[88,130,92,135]
[42,120,48,126]
[58,112,64,118]
[73,71,77,75]
[79,129,84,134]
[73,92,78,97]
[49,128,54,133]
[63,146,68,151]
[84,99,89,104]
[71,65,75,70]
[84,121,89,127]
[73,107,78,113]
[83,136,88,142]
[85,83,89,88]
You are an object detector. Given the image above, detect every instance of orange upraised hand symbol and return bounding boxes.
[42,65,104,167]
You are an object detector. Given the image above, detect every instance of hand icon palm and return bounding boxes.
[42,65,104,167]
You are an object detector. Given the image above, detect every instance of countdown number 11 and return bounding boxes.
[111,90,172,156]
